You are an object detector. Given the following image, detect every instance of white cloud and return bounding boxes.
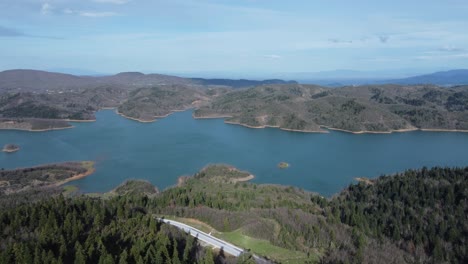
[93,0,130,4]
[262,54,281,59]
[415,53,468,60]
[438,46,464,52]
[62,8,119,17]
[63,8,74,14]
[41,2,52,15]
[79,11,119,17]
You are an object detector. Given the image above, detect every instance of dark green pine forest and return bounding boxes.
[0,166,467,263]
[0,195,241,264]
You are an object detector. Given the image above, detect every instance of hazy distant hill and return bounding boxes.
[0,70,194,93]
[190,78,297,88]
[386,69,468,85]
[287,69,468,87]
[97,72,193,87]
[0,70,96,93]
[0,69,297,93]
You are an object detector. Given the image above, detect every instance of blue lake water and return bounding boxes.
[1,109,468,197]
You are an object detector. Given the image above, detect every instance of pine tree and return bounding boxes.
[172,238,181,264]
[74,242,86,264]
[119,249,128,264]
[183,235,194,263]
[203,249,215,264]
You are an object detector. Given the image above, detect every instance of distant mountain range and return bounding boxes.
[1,69,467,93]
[293,69,468,86]
[385,69,468,85]
[0,69,297,93]
[190,78,297,88]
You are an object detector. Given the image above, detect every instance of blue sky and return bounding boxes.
[1,0,468,77]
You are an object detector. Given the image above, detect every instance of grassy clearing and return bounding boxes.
[167,216,318,263]
[216,229,317,263]
[62,185,78,196]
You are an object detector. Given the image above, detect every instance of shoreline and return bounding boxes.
[115,109,189,123]
[224,120,328,133]
[2,148,20,153]
[223,122,468,134]
[321,126,420,134]
[116,110,157,123]
[0,115,98,132]
[54,166,96,187]
[195,114,468,134]
[0,106,112,132]
[65,119,96,123]
[420,128,468,133]
[192,114,234,119]
[324,126,468,134]
[0,125,74,132]
[3,109,468,134]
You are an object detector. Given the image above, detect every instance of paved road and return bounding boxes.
[159,218,245,256]
[158,218,271,263]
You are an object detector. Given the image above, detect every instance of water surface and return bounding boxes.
[1,110,468,197]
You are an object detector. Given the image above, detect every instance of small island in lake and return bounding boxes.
[278,162,290,169]
[2,144,20,153]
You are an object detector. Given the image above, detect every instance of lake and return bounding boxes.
[1,109,468,197]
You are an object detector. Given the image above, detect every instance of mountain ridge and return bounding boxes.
[0,69,297,93]
[385,69,468,85]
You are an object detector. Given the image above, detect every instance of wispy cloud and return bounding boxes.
[63,8,74,15]
[415,53,468,60]
[62,9,119,17]
[41,2,52,15]
[360,57,402,63]
[93,0,130,4]
[262,54,281,59]
[79,11,119,17]
[328,38,353,44]
[438,46,465,52]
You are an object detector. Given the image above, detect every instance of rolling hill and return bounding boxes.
[0,69,97,93]
[1,69,468,133]
[190,78,297,88]
[194,84,468,133]
[386,69,468,85]
[0,69,297,93]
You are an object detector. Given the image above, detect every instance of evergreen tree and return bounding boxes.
[74,242,86,264]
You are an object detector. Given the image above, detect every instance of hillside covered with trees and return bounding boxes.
[0,195,237,264]
[0,164,466,263]
[1,70,467,133]
[195,84,468,133]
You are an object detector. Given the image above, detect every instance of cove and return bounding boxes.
[1,109,468,197]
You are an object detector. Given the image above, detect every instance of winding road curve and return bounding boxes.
[158,218,271,263]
